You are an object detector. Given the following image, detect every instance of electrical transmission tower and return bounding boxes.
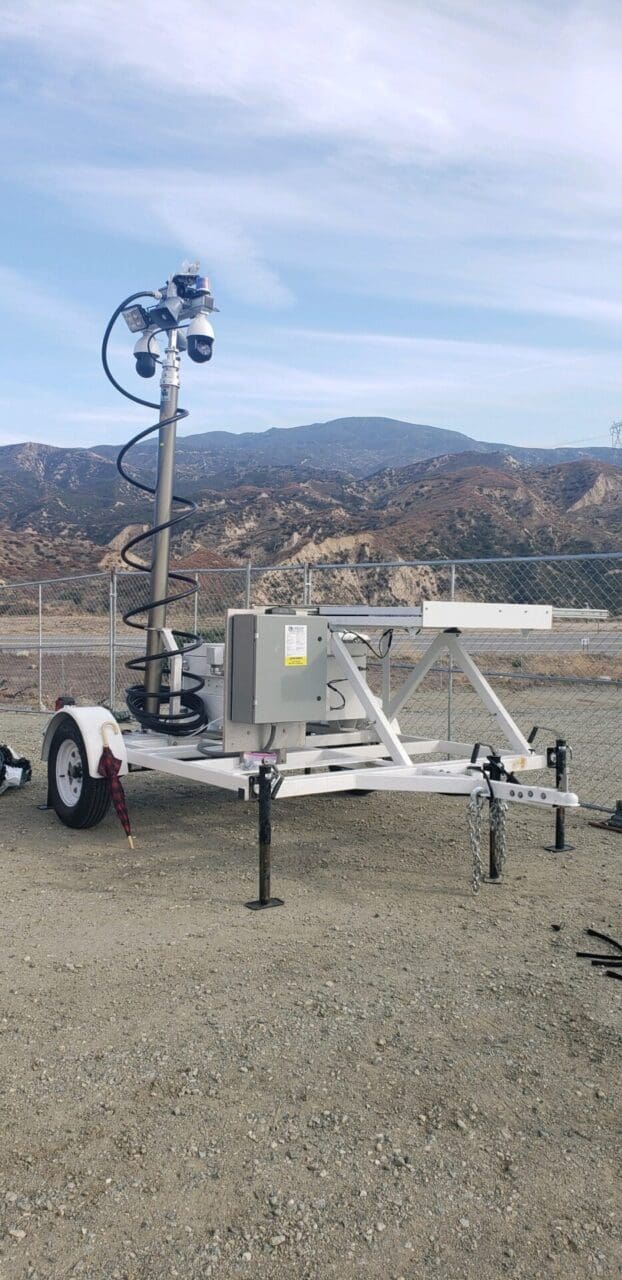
[610,421,622,459]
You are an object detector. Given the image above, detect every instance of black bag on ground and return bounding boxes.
[0,743,32,795]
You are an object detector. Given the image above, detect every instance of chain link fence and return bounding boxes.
[308,554,622,812]
[0,580,41,710]
[1,554,620,810]
[0,574,113,711]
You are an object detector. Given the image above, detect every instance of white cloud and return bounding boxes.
[178,329,621,445]
[0,324,617,447]
[50,170,294,309]
[2,2,622,444]
[8,2,622,329]
[31,158,622,331]
[0,265,101,348]
[4,1,622,168]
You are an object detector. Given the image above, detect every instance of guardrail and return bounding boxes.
[553,608,610,622]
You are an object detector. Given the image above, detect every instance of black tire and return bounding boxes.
[48,719,110,830]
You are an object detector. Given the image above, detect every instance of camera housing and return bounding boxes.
[133,328,160,378]
[124,267,216,380]
[187,312,215,363]
[135,352,156,378]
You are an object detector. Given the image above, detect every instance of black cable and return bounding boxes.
[101,292,208,736]
[381,628,394,659]
[585,927,622,953]
[327,679,347,710]
[346,628,394,661]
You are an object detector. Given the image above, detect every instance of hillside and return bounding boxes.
[93,416,619,479]
[170,453,622,566]
[0,433,620,581]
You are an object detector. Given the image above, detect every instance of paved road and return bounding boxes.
[1,630,621,655]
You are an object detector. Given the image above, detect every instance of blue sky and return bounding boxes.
[1,0,622,450]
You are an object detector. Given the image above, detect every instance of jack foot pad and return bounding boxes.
[544,843,575,852]
[245,897,284,911]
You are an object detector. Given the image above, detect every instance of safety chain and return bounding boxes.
[467,789,485,893]
[489,797,509,875]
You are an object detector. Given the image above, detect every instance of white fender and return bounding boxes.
[42,707,128,778]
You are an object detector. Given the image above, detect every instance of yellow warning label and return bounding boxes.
[284,623,308,667]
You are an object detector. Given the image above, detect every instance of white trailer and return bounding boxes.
[43,266,578,908]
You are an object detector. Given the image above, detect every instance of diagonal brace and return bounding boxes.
[445,634,531,755]
[331,630,412,767]
[388,631,450,722]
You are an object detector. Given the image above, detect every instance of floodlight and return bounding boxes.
[122,304,149,333]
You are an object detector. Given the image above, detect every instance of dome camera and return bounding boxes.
[133,328,160,378]
[187,313,215,363]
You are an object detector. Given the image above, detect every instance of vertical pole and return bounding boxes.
[556,741,567,848]
[144,329,181,714]
[245,765,284,910]
[447,563,456,746]
[258,767,272,904]
[245,561,252,608]
[303,563,310,606]
[307,565,314,606]
[545,739,575,852]
[38,583,43,711]
[382,649,391,713]
[109,570,117,710]
[193,572,199,636]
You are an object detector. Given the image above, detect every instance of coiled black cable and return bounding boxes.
[101,292,208,736]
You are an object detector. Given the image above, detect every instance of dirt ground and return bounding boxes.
[0,711,620,1280]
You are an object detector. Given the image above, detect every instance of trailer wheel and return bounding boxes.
[48,719,110,829]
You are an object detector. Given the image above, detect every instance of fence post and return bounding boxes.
[194,572,199,635]
[38,583,43,711]
[245,561,252,608]
[382,648,392,712]
[303,563,311,606]
[447,563,456,744]
[109,570,117,710]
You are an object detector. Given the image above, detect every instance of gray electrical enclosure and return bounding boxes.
[229,612,328,724]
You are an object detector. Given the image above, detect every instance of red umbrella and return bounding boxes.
[98,722,134,848]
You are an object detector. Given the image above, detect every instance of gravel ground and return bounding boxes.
[0,710,620,1280]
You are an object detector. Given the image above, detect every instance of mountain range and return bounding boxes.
[0,417,620,581]
[94,415,618,479]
